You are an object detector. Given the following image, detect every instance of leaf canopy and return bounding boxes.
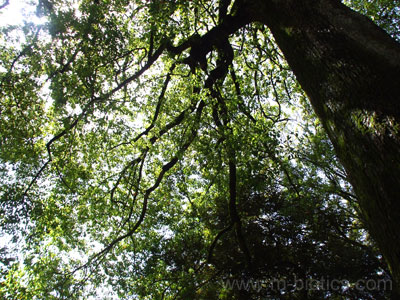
[0,0,398,299]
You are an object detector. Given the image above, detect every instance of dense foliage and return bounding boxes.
[0,0,399,299]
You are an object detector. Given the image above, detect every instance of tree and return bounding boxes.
[241,0,400,293]
[0,0,399,298]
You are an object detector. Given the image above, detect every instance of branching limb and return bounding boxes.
[218,0,232,24]
[111,96,202,226]
[207,224,233,263]
[67,100,205,279]
[110,64,176,150]
[167,12,248,75]
[228,158,252,267]
[0,27,41,88]
[230,68,256,122]
[23,40,168,198]
[21,160,50,200]
[110,156,144,205]
[47,41,83,80]
[268,69,283,122]
[205,36,233,88]
[0,0,9,10]
[209,86,252,267]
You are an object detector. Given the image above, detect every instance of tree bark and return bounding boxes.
[242,0,400,293]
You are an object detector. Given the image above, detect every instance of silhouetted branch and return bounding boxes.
[0,0,9,10]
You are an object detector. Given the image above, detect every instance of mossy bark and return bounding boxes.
[243,0,400,293]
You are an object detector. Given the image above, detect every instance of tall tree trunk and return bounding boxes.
[243,0,400,292]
